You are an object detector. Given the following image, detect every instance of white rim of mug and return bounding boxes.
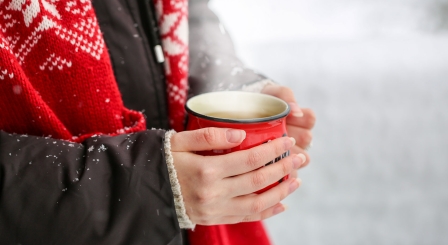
[185,91,291,124]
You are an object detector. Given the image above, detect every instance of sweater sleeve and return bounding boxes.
[0,130,182,245]
[163,131,195,230]
[188,0,274,97]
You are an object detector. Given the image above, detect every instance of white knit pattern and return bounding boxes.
[153,0,189,130]
[0,0,104,66]
[0,66,14,80]
[39,53,72,71]
[164,130,195,229]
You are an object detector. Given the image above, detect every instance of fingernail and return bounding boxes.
[292,155,304,169]
[287,137,296,148]
[289,178,300,194]
[226,129,246,143]
[297,153,306,166]
[289,103,303,117]
[304,141,313,151]
[273,204,286,215]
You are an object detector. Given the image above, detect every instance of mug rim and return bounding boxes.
[185,91,291,124]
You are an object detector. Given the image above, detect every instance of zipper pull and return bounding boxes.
[154,45,165,63]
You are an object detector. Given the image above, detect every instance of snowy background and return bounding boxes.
[210,0,448,244]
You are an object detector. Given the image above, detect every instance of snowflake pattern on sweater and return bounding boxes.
[0,0,104,65]
[0,0,146,141]
[154,0,189,131]
[1,0,190,133]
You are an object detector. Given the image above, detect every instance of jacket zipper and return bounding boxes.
[134,0,169,129]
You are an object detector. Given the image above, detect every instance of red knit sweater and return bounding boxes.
[0,0,145,142]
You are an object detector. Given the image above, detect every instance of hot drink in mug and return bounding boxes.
[185,91,291,193]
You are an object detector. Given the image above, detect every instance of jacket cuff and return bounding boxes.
[164,130,196,229]
[241,79,276,93]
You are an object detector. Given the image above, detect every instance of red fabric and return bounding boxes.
[0,0,145,142]
[189,223,272,245]
[0,0,271,244]
[153,0,189,132]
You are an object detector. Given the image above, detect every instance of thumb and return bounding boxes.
[170,127,246,152]
[261,84,303,118]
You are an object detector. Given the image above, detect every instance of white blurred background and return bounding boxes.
[210,0,448,244]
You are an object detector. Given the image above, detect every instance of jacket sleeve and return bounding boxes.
[0,130,182,245]
[188,0,272,96]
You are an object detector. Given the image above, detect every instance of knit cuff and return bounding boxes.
[241,79,276,93]
[164,130,196,229]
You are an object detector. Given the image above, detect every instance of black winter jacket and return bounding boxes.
[0,0,267,244]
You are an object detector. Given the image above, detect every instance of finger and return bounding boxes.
[261,84,296,102]
[286,125,313,149]
[288,102,304,118]
[290,145,311,168]
[231,177,301,216]
[261,84,303,117]
[216,136,295,178]
[171,127,246,152]
[217,203,287,225]
[286,108,316,129]
[289,169,298,179]
[226,154,306,197]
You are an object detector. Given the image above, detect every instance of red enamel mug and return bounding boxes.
[185,91,291,193]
